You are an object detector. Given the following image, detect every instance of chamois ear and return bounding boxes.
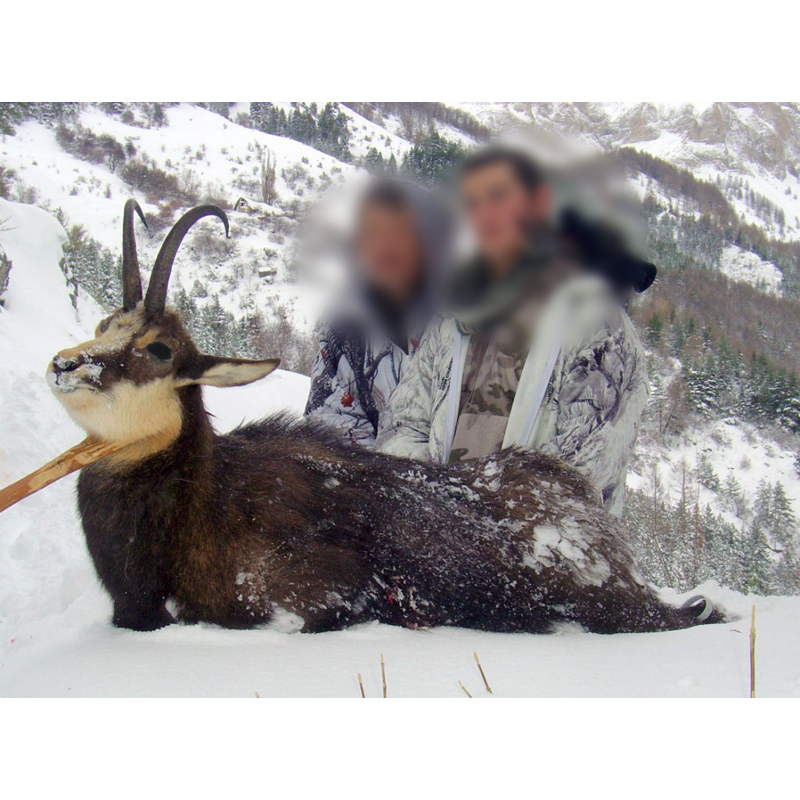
[178,355,281,388]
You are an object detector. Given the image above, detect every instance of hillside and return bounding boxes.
[460,102,800,241]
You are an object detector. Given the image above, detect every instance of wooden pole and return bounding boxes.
[750,604,757,699]
[474,651,493,694]
[380,654,387,699]
[0,437,129,514]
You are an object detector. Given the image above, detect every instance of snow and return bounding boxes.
[204,371,310,433]
[719,244,783,295]
[2,132,800,697]
[337,104,411,161]
[627,415,800,527]
[3,584,798,697]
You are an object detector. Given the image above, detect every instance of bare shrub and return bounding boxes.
[14,180,39,205]
[201,181,230,210]
[151,199,185,232]
[281,163,309,192]
[260,150,278,205]
[121,159,180,203]
[190,226,238,264]
[178,168,202,202]
[56,123,127,172]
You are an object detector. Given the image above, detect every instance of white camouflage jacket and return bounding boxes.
[375,274,649,516]
[305,320,419,448]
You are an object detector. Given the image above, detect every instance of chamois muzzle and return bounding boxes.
[47,350,100,394]
[51,355,81,374]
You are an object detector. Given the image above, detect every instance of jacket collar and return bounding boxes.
[448,233,564,335]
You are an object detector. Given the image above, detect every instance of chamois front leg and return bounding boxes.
[111,592,174,632]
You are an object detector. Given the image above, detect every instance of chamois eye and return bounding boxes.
[146,342,173,361]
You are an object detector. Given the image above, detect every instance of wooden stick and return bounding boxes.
[474,651,493,694]
[750,604,757,699]
[0,437,128,513]
[357,672,365,698]
[458,681,473,698]
[380,653,387,699]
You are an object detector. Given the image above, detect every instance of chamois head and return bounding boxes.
[47,200,279,449]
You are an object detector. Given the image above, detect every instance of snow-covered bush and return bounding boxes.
[0,166,16,199]
[55,123,127,173]
[121,159,181,203]
[0,245,11,305]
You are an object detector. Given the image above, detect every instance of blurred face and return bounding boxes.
[356,202,423,302]
[461,161,551,272]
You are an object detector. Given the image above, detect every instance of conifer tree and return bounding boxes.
[741,522,773,595]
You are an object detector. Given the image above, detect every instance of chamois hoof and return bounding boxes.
[680,595,727,625]
[112,607,175,632]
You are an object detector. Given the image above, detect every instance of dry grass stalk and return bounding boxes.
[458,681,473,698]
[380,653,387,698]
[0,437,129,513]
[357,672,365,698]
[254,691,260,698]
[750,604,757,699]
[473,651,493,694]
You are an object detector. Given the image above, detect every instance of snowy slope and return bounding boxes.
[1,104,362,333]
[338,104,412,162]
[4,101,797,312]
[629,415,800,527]
[1,197,799,698]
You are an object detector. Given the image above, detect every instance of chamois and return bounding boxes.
[46,200,724,633]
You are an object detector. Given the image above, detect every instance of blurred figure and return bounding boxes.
[305,178,451,447]
[376,146,651,516]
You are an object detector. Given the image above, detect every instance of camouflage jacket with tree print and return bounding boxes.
[376,274,649,516]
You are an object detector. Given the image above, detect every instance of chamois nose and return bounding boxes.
[52,355,81,374]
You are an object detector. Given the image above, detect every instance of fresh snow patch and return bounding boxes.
[720,245,783,295]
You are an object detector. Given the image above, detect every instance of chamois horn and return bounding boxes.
[122,199,148,311]
[144,205,229,314]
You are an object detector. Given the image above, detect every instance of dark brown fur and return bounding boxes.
[77,379,724,634]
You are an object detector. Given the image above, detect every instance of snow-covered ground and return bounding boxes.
[1,196,798,697]
[4,585,798,698]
